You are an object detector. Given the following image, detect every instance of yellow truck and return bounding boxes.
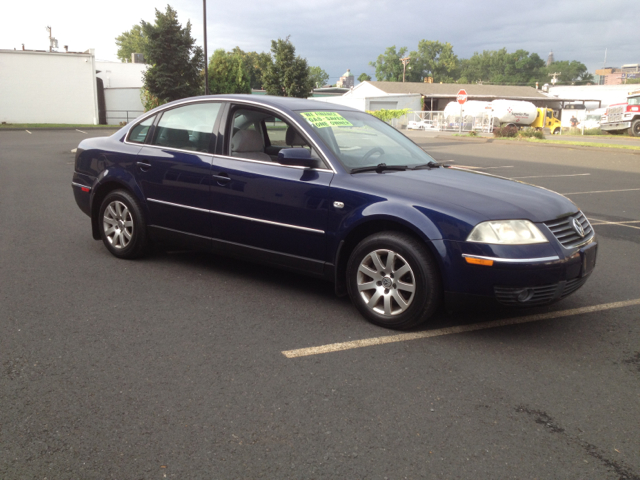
[531,108,562,134]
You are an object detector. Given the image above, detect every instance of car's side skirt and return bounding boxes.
[148,225,330,279]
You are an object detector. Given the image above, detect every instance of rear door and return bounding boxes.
[134,101,222,245]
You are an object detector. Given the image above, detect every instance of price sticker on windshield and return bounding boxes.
[301,112,353,128]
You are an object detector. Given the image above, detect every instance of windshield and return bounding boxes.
[296,110,436,170]
[629,96,640,106]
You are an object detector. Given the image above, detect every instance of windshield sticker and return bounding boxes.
[301,111,353,128]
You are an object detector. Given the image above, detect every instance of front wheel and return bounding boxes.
[630,119,640,137]
[553,128,560,135]
[98,190,149,259]
[346,232,442,330]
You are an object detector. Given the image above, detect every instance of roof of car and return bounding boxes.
[162,94,360,114]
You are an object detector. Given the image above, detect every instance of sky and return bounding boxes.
[2,0,638,84]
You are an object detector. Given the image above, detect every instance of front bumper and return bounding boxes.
[436,236,597,308]
[601,122,631,131]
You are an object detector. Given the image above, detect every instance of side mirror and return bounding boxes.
[277,148,319,168]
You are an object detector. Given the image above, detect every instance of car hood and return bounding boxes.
[349,167,578,223]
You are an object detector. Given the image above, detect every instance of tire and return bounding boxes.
[98,189,149,259]
[630,119,640,137]
[553,128,560,135]
[346,232,442,330]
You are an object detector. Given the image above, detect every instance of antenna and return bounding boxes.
[46,25,58,52]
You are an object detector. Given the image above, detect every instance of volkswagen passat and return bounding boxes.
[72,95,597,329]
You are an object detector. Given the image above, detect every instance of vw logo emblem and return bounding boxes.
[572,217,585,237]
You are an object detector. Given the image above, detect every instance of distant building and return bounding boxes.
[336,69,354,88]
[547,51,554,67]
[595,64,639,85]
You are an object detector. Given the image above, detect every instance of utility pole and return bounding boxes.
[548,72,562,85]
[203,0,209,95]
[400,56,410,83]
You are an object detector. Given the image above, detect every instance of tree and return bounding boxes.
[208,49,251,94]
[115,25,148,63]
[231,47,272,90]
[308,66,330,88]
[458,48,545,86]
[369,46,407,81]
[544,60,593,85]
[141,5,204,105]
[626,78,640,85]
[358,73,372,83]
[408,40,459,83]
[262,37,313,97]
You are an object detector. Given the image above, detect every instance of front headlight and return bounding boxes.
[467,220,548,244]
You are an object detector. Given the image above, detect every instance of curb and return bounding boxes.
[433,135,640,154]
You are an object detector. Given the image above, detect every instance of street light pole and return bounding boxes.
[400,56,411,83]
[203,0,209,95]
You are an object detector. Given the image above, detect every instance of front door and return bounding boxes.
[209,106,334,274]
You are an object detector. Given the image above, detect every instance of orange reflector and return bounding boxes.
[465,257,493,266]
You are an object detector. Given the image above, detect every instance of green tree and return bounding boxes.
[369,46,407,81]
[115,25,148,63]
[458,48,545,86]
[231,47,272,90]
[544,60,593,85]
[626,78,640,85]
[358,73,372,82]
[408,40,459,83]
[308,66,330,88]
[262,37,313,97]
[141,5,204,105]
[208,49,251,94]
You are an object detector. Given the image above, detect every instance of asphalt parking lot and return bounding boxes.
[1,129,639,479]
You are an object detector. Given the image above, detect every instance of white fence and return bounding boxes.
[406,111,494,133]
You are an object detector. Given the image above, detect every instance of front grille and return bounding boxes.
[495,276,589,307]
[561,276,588,298]
[544,212,593,248]
[608,105,623,123]
[494,284,559,306]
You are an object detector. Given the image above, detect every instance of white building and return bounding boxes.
[0,48,99,124]
[311,81,422,128]
[548,85,634,110]
[96,61,147,125]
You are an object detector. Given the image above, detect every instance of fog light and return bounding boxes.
[516,288,535,303]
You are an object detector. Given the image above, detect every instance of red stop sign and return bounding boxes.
[457,89,468,105]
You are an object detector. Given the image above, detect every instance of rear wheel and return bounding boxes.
[98,190,149,259]
[346,232,442,330]
[630,119,640,137]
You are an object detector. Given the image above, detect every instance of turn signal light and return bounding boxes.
[465,257,494,266]
[81,187,90,192]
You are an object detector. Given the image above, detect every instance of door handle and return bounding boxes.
[212,173,231,184]
[137,162,152,172]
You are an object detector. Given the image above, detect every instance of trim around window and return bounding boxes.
[123,97,338,173]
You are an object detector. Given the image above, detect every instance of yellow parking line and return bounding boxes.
[282,299,640,358]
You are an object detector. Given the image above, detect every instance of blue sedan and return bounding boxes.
[72,95,597,329]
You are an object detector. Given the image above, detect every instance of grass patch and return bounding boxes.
[495,137,640,150]
[0,123,119,129]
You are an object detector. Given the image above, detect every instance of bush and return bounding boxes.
[519,127,545,139]
[468,130,478,137]
[493,125,518,138]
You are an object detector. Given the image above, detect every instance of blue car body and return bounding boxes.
[72,94,597,310]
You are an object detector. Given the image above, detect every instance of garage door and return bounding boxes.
[369,101,398,111]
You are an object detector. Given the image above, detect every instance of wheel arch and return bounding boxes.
[90,175,147,240]
[333,217,444,297]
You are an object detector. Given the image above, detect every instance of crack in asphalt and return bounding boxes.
[516,406,639,480]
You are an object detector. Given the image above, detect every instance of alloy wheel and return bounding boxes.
[357,249,416,316]
[103,200,134,249]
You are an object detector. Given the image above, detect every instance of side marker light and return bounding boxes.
[465,257,493,266]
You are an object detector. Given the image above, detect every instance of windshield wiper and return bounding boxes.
[408,161,449,170]
[350,163,408,174]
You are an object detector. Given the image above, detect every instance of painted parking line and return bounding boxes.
[25,130,32,134]
[562,188,640,195]
[76,129,88,134]
[282,298,640,359]
[512,173,591,179]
